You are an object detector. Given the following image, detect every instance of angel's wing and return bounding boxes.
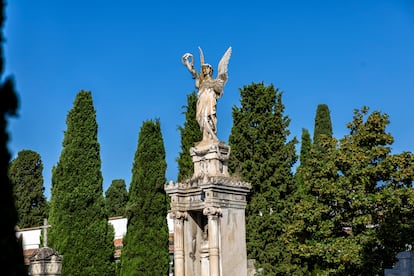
[217,47,232,85]
[198,47,205,65]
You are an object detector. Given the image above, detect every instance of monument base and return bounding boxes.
[29,247,62,276]
[190,141,230,178]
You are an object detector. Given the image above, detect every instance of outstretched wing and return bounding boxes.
[217,47,232,85]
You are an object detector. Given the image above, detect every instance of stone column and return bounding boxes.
[203,207,222,276]
[200,225,210,276]
[170,211,187,276]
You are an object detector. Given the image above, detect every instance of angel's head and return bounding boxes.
[201,64,213,78]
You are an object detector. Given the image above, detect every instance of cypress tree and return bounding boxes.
[9,150,48,228]
[295,128,312,195]
[49,90,114,275]
[313,103,333,148]
[0,0,26,273]
[176,91,202,182]
[299,128,312,167]
[121,119,169,275]
[228,82,297,274]
[105,179,128,217]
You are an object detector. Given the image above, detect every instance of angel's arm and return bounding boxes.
[182,53,198,79]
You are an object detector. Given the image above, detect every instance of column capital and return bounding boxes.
[203,206,222,217]
[169,210,188,220]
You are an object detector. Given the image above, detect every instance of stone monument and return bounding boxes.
[165,47,251,276]
[28,219,62,276]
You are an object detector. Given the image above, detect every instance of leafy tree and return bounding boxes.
[285,107,414,275]
[9,150,48,228]
[313,103,333,149]
[228,82,298,274]
[121,119,169,275]
[49,91,115,275]
[105,179,128,217]
[176,91,202,181]
[0,0,26,273]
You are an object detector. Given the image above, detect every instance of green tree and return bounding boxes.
[9,150,48,228]
[295,128,312,195]
[49,90,114,275]
[285,107,414,275]
[0,0,26,273]
[176,91,202,182]
[121,119,169,275]
[313,103,333,149]
[105,179,128,217]
[299,128,312,167]
[228,82,298,274]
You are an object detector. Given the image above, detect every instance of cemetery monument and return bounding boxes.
[165,47,251,276]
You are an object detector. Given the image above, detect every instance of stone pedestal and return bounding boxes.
[165,142,251,276]
[190,141,230,177]
[28,247,62,276]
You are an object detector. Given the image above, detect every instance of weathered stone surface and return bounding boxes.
[170,46,250,275]
[166,163,251,275]
[29,247,62,276]
[384,251,414,276]
[190,141,230,177]
[182,47,232,143]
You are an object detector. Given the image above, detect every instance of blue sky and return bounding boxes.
[4,1,414,199]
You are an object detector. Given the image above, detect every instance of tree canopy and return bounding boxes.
[313,103,333,149]
[9,150,48,228]
[285,107,414,275]
[121,119,169,275]
[105,179,128,218]
[176,91,202,182]
[229,82,297,273]
[49,90,114,275]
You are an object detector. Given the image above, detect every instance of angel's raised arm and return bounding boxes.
[182,53,198,79]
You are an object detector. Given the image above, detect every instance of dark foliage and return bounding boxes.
[121,119,169,275]
[229,82,298,273]
[49,91,114,275]
[176,91,202,182]
[9,150,48,228]
[105,179,128,217]
[0,0,26,273]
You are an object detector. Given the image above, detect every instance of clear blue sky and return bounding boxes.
[4,1,414,199]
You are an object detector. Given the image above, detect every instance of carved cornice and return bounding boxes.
[166,175,251,191]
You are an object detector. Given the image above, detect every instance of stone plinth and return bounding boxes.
[190,141,230,178]
[28,247,62,276]
[165,173,251,276]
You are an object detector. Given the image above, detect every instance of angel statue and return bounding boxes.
[182,47,232,144]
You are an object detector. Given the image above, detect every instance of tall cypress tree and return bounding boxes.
[313,104,333,148]
[0,0,26,273]
[295,128,312,195]
[228,82,297,274]
[49,90,114,275]
[176,91,202,182]
[299,128,312,167]
[9,150,48,228]
[105,179,128,217]
[121,119,169,275]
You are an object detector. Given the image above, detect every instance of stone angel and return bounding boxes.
[182,47,232,143]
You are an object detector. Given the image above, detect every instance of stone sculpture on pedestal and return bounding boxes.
[166,47,251,276]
